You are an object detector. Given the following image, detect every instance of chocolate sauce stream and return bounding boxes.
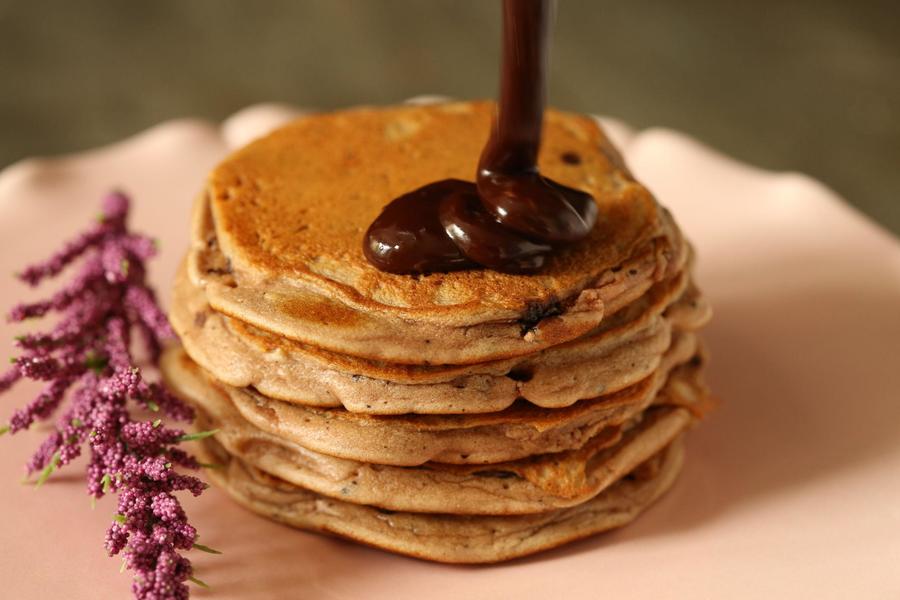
[363,0,597,275]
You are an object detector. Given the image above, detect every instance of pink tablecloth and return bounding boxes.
[1,104,898,599]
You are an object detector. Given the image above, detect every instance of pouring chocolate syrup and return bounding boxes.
[363,0,597,275]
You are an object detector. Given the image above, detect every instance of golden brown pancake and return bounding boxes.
[197,434,685,564]
[172,257,711,414]
[173,344,700,514]
[186,101,689,364]
[161,332,698,466]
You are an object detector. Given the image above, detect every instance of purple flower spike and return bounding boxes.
[0,193,209,600]
[0,367,21,393]
[103,190,130,222]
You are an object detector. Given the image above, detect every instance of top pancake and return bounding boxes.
[204,100,670,323]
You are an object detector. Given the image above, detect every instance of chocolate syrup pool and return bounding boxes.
[364,0,597,275]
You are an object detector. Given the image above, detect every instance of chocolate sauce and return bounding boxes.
[364,180,477,274]
[363,0,597,275]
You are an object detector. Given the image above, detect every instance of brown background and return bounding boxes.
[1,0,897,233]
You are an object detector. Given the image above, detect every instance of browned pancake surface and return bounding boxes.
[207,101,664,314]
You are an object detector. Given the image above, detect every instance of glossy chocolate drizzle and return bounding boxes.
[364,0,597,275]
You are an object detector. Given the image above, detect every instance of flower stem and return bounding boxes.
[192,542,222,555]
[35,451,60,488]
[177,430,219,442]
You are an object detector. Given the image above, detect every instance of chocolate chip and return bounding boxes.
[518,298,562,335]
[561,151,582,165]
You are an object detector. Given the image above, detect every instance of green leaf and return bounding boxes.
[178,429,218,443]
[192,542,222,555]
[0,424,10,437]
[84,352,108,374]
[188,576,210,589]
[120,259,130,276]
[35,451,60,489]
[113,513,127,524]
[198,462,223,470]
[101,473,112,494]
[146,400,160,413]
[71,418,82,428]
[152,419,162,428]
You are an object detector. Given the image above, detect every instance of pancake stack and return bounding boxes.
[162,101,713,563]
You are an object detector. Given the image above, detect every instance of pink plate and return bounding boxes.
[1,103,898,599]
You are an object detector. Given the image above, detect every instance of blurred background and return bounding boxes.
[1,0,897,233]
